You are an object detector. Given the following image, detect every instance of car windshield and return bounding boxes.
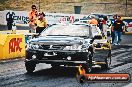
[41,24,89,37]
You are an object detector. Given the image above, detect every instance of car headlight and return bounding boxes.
[82,41,90,49]
[26,43,40,49]
[71,44,82,50]
[63,45,82,50]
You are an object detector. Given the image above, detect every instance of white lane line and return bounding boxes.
[123,83,132,87]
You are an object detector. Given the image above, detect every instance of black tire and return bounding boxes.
[83,64,92,74]
[83,53,93,73]
[78,75,86,83]
[76,72,86,83]
[25,62,36,73]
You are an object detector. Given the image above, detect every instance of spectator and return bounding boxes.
[112,16,125,45]
[6,14,13,30]
[35,12,48,34]
[29,5,38,33]
[98,18,103,31]
[88,15,98,26]
[123,21,128,32]
[103,16,108,23]
[98,16,108,37]
[111,14,117,44]
[106,18,112,36]
[102,16,108,37]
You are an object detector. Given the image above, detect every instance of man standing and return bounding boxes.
[29,5,38,33]
[111,15,117,44]
[112,16,125,45]
[6,14,14,30]
[88,15,98,26]
[35,12,48,34]
[98,18,104,31]
[102,16,108,37]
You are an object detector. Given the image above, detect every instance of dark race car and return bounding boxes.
[25,23,111,73]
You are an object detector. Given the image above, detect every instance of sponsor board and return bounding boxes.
[77,73,130,83]
[0,10,90,26]
[0,34,25,60]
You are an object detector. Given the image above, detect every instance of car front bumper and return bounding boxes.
[25,49,89,65]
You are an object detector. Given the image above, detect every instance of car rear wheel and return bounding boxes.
[25,62,36,73]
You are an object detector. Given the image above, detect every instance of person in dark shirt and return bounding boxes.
[6,14,14,30]
[111,14,117,44]
[112,16,125,45]
[98,18,103,31]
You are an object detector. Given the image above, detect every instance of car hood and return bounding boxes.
[29,36,87,45]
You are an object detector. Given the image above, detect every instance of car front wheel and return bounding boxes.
[25,62,36,73]
[83,52,93,73]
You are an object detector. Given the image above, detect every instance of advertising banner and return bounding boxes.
[0,34,25,60]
